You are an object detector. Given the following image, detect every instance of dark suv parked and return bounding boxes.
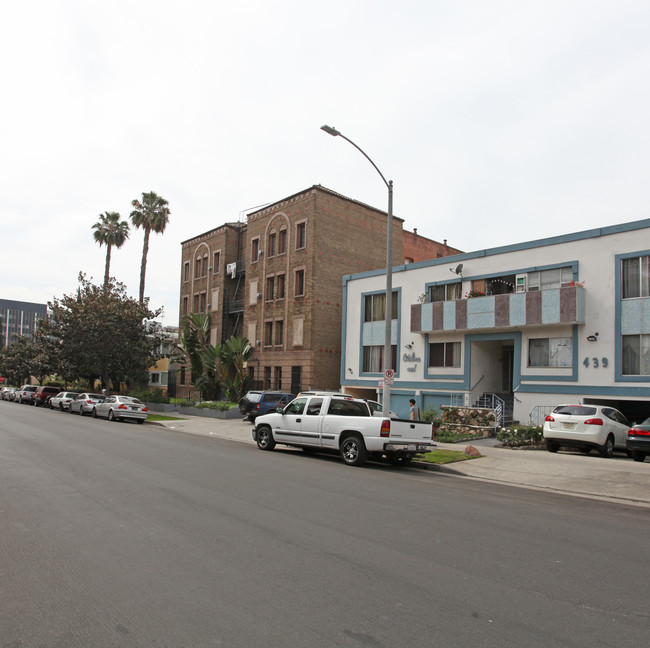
[33,386,62,407]
[247,391,296,422]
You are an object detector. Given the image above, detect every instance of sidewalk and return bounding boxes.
[152,414,650,508]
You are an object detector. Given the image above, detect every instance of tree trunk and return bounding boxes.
[104,244,112,286]
[139,228,150,303]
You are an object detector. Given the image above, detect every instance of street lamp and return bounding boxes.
[320,125,394,417]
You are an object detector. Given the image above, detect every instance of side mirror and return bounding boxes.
[276,406,284,415]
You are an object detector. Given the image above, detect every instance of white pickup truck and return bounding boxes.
[252,394,436,466]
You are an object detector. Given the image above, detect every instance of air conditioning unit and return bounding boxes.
[516,274,527,293]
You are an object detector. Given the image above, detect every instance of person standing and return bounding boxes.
[409,398,420,421]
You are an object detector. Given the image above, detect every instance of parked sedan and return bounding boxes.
[92,395,148,423]
[69,393,104,416]
[543,404,630,457]
[49,391,80,411]
[1,387,18,401]
[627,417,650,462]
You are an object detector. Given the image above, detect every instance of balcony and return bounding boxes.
[411,286,585,334]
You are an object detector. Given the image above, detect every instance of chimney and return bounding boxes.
[413,228,417,235]
[444,239,447,246]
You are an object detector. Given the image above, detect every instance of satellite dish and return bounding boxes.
[455,264,463,274]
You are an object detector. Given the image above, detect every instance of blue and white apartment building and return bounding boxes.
[341,219,650,424]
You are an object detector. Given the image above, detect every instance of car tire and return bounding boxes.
[60,403,64,411]
[92,407,97,418]
[631,451,646,463]
[238,398,249,414]
[137,419,144,424]
[545,440,559,453]
[599,434,614,458]
[108,410,115,422]
[256,425,276,451]
[340,434,368,466]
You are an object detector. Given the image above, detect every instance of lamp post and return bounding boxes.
[320,125,394,417]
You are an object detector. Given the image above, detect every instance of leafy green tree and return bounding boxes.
[174,312,218,400]
[92,211,130,286]
[0,336,35,385]
[130,191,170,303]
[221,336,253,401]
[46,273,163,391]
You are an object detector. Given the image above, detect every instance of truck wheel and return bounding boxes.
[387,453,413,467]
[340,434,367,466]
[238,398,249,414]
[256,425,276,451]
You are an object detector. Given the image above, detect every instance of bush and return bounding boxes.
[497,425,543,447]
[129,387,169,404]
[195,401,235,411]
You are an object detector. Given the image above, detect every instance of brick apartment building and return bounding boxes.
[178,185,461,397]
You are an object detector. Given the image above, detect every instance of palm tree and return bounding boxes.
[130,191,171,303]
[92,211,130,286]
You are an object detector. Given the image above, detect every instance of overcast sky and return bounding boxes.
[3,0,649,326]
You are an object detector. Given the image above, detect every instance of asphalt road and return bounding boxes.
[1,402,649,648]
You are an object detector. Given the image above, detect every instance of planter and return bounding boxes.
[145,403,178,413]
[178,406,241,419]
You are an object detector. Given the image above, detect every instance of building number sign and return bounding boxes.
[583,357,608,369]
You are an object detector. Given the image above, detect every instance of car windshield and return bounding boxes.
[554,405,597,416]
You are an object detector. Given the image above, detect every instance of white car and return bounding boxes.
[69,393,105,416]
[49,391,80,411]
[543,404,630,457]
[92,395,148,423]
[17,384,38,404]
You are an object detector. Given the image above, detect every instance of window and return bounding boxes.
[249,279,259,305]
[199,292,207,313]
[278,228,287,254]
[275,320,284,346]
[275,366,282,390]
[193,294,200,312]
[180,367,186,385]
[363,292,398,322]
[528,337,572,367]
[429,342,461,368]
[266,276,274,301]
[268,232,276,257]
[327,400,371,417]
[184,262,190,282]
[251,238,259,262]
[150,373,160,384]
[306,398,323,415]
[622,256,650,299]
[276,274,285,300]
[182,297,188,316]
[264,366,272,389]
[528,267,573,292]
[264,321,273,346]
[285,398,307,415]
[293,316,304,346]
[295,269,305,297]
[362,345,397,373]
[213,251,221,273]
[203,255,208,276]
[622,334,650,375]
[195,258,202,277]
[296,222,306,249]
[428,283,462,302]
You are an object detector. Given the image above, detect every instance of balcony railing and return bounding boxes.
[411,286,585,334]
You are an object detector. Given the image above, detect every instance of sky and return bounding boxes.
[2,0,650,327]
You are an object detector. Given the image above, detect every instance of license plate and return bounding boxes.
[407,444,417,450]
[563,422,574,429]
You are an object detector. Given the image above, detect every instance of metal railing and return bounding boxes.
[448,392,506,430]
[529,405,554,426]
